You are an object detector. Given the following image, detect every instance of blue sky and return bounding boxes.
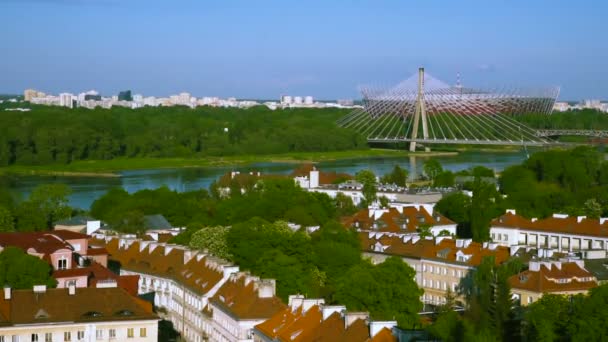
[1,0,606,100]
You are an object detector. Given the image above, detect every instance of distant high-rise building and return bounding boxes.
[84,94,102,101]
[293,96,303,104]
[118,90,132,101]
[24,89,45,102]
[178,92,191,105]
[280,95,292,104]
[59,93,74,108]
[304,96,314,105]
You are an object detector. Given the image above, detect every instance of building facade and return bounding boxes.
[490,211,608,253]
[0,286,158,342]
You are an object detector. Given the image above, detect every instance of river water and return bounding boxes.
[8,151,529,209]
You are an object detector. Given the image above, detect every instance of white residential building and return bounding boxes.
[490,210,608,253]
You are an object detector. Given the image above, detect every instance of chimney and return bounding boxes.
[301,298,324,312]
[3,287,10,300]
[322,305,346,320]
[369,321,397,338]
[529,261,540,272]
[288,294,305,310]
[68,284,76,295]
[344,312,369,329]
[33,285,47,293]
[257,279,276,298]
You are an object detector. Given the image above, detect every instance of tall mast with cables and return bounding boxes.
[409,67,430,152]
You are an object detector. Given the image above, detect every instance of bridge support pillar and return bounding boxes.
[409,67,430,152]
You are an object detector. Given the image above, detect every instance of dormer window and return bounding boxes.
[58,258,67,270]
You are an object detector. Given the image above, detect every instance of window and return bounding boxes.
[127,328,134,338]
[67,280,77,287]
[528,296,533,304]
[45,334,52,342]
[63,332,71,342]
[57,258,67,270]
[109,330,116,340]
[95,330,103,340]
[31,335,38,342]
[76,332,84,341]
[140,328,147,338]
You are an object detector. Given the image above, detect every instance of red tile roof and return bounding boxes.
[0,232,73,254]
[97,238,226,297]
[0,287,157,325]
[492,212,608,238]
[360,232,511,267]
[255,304,398,342]
[211,274,286,320]
[343,207,454,234]
[52,261,139,296]
[509,262,598,294]
[290,164,353,185]
[86,247,108,256]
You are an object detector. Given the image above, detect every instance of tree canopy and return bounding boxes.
[0,247,57,289]
[0,104,366,166]
[334,257,423,328]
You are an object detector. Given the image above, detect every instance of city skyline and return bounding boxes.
[1,0,606,100]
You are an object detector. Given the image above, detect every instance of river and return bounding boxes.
[7,151,529,209]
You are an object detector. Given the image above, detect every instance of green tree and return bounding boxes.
[112,210,146,235]
[417,224,432,238]
[470,178,502,242]
[334,257,423,328]
[380,165,409,186]
[523,294,571,342]
[423,159,443,183]
[0,247,57,289]
[355,170,377,206]
[23,184,72,229]
[333,192,357,218]
[0,206,14,232]
[583,198,602,219]
[434,170,455,187]
[189,225,231,260]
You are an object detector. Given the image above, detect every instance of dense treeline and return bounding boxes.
[0,104,366,166]
[516,109,608,130]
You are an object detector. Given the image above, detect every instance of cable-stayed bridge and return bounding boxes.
[337,68,563,150]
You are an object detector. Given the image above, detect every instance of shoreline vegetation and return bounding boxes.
[0,148,457,177]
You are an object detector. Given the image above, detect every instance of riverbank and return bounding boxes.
[0,148,456,177]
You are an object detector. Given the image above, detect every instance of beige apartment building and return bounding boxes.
[0,285,158,342]
[360,233,511,305]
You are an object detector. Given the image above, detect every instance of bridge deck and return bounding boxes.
[367,138,557,146]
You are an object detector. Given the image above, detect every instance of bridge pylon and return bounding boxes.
[409,68,430,152]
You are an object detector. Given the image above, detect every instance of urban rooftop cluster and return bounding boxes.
[21,89,359,111]
[553,99,608,112]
